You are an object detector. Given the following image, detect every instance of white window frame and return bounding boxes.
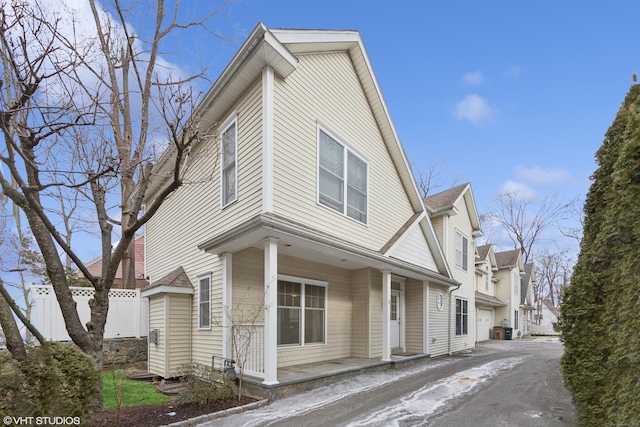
[455,297,468,336]
[317,126,369,225]
[198,274,212,330]
[455,230,469,271]
[277,274,328,347]
[220,116,238,208]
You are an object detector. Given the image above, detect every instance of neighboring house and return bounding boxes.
[83,234,148,289]
[519,263,536,337]
[474,244,506,342]
[424,183,483,353]
[531,299,560,335]
[494,249,525,338]
[142,23,460,384]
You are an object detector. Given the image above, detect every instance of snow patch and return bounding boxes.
[346,357,523,427]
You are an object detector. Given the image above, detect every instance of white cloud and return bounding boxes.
[454,94,494,125]
[499,180,538,201]
[505,65,521,78]
[514,165,572,186]
[462,70,484,86]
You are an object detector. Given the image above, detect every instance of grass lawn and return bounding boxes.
[102,370,169,410]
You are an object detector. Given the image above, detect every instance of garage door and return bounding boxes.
[477,308,493,341]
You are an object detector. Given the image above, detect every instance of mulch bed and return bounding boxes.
[91,396,257,427]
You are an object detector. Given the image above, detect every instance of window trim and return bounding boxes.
[277,274,328,347]
[455,297,469,336]
[220,116,238,209]
[454,230,469,271]
[316,126,369,225]
[198,273,212,330]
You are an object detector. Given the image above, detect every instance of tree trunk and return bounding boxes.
[0,281,27,361]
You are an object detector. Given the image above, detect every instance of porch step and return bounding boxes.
[126,372,158,382]
[155,381,187,395]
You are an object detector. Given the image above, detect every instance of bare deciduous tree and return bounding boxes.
[534,249,573,308]
[486,190,575,263]
[415,157,462,198]
[0,0,233,371]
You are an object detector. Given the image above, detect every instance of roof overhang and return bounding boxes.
[475,292,507,307]
[141,285,193,298]
[198,213,458,287]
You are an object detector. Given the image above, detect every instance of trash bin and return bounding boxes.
[504,327,513,340]
[493,326,504,340]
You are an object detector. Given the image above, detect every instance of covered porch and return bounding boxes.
[198,213,457,387]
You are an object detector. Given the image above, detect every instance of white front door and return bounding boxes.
[390,290,401,348]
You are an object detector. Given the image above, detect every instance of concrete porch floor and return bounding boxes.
[241,353,431,401]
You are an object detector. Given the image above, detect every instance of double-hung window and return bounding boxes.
[277,276,327,346]
[221,119,237,207]
[198,275,211,330]
[455,297,468,336]
[455,231,469,271]
[318,129,368,224]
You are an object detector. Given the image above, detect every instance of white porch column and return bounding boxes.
[381,269,392,362]
[423,281,429,355]
[263,237,279,385]
[221,252,232,360]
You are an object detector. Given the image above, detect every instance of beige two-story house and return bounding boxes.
[141,23,459,385]
[424,183,483,353]
[474,244,506,341]
[494,249,525,338]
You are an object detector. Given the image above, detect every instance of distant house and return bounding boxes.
[531,299,560,335]
[494,249,525,338]
[83,235,148,289]
[142,23,458,384]
[520,263,536,337]
[474,244,506,341]
[424,183,483,352]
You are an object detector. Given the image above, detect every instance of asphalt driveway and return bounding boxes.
[202,337,576,426]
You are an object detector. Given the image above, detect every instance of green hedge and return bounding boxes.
[0,342,100,421]
[558,84,640,427]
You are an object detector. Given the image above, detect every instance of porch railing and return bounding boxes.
[231,323,265,379]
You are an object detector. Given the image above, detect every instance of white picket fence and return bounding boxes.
[232,323,265,378]
[31,285,149,341]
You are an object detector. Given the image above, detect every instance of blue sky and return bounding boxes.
[190,0,636,218]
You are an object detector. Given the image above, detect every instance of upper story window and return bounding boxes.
[198,274,211,330]
[221,118,237,208]
[513,272,519,295]
[318,128,368,224]
[455,231,469,271]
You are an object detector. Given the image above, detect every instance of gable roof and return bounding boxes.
[495,249,523,269]
[541,299,560,318]
[424,183,483,237]
[141,266,193,298]
[476,244,492,260]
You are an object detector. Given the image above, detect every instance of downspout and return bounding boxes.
[448,282,461,356]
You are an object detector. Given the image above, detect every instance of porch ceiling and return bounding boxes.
[198,213,458,287]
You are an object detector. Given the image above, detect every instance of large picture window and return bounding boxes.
[455,231,469,271]
[198,275,211,330]
[455,297,468,336]
[221,119,237,207]
[277,276,327,346]
[318,129,368,224]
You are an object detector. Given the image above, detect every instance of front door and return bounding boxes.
[390,290,401,348]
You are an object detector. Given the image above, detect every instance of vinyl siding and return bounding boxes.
[447,198,476,353]
[272,52,417,252]
[167,294,192,376]
[428,284,450,357]
[369,270,383,358]
[404,279,424,354]
[145,78,264,372]
[148,296,166,376]
[388,224,438,272]
[350,268,370,358]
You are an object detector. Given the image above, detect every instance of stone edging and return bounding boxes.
[163,399,269,427]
